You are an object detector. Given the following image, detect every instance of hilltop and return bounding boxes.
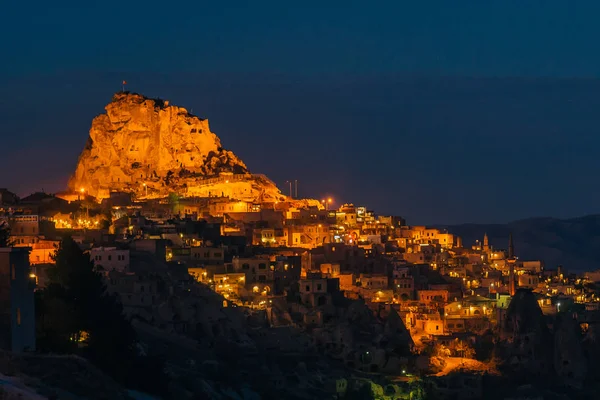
[68,92,284,203]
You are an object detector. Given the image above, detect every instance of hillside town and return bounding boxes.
[0,92,599,399]
[2,182,600,399]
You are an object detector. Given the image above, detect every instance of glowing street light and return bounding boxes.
[143,183,148,197]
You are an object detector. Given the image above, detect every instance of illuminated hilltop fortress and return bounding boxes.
[68,92,287,203]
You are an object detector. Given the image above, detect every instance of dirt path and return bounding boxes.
[435,357,492,376]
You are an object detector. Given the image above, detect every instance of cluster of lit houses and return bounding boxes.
[1,186,600,359]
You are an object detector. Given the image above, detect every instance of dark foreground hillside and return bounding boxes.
[0,351,133,399]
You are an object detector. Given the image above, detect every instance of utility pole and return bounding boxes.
[285,181,292,198]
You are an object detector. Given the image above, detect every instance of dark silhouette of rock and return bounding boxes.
[501,289,553,377]
[553,314,587,386]
[582,312,600,381]
[382,308,414,355]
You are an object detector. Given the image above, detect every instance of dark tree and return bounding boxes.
[345,383,375,400]
[37,237,136,379]
[36,237,169,395]
[0,221,13,247]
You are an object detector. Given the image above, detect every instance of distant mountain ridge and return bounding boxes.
[443,214,600,272]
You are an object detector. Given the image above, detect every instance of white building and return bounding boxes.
[90,247,130,272]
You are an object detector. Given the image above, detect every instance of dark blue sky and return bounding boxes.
[2,1,600,224]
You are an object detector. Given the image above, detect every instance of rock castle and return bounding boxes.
[68,92,284,202]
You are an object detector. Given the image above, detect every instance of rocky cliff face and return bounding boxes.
[553,314,587,385]
[69,92,282,201]
[501,288,554,377]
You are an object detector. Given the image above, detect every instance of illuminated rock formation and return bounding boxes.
[68,92,284,202]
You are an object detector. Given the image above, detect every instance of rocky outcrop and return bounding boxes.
[501,289,554,377]
[68,92,283,202]
[382,307,413,355]
[553,314,587,386]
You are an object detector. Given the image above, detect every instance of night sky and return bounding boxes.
[3,1,600,224]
